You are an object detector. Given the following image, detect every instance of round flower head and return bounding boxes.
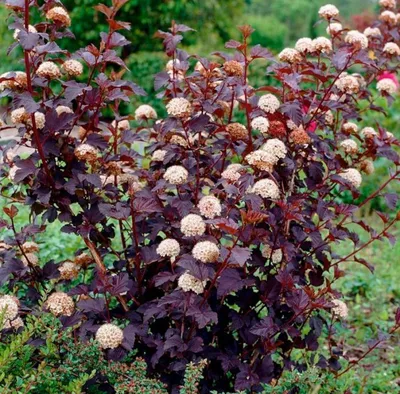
[13,24,37,40]
[261,138,287,160]
[278,48,302,64]
[269,120,287,138]
[45,292,74,317]
[326,22,343,35]
[290,127,311,145]
[221,163,243,182]
[246,150,277,172]
[379,0,396,8]
[135,104,157,121]
[331,299,348,318]
[360,159,375,175]
[250,179,280,200]
[21,253,39,267]
[377,78,398,95]
[37,61,61,79]
[261,245,283,264]
[0,71,27,91]
[28,112,45,129]
[58,261,79,280]
[380,10,397,24]
[319,4,339,19]
[22,241,39,253]
[62,59,83,76]
[74,252,92,267]
[295,37,314,54]
[181,214,206,237]
[335,75,359,94]
[361,127,377,139]
[363,27,381,38]
[2,316,24,330]
[226,123,248,141]
[96,323,124,349]
[46,7,71,27]
[383,42,400,56]
[258,94,280,114]
[168,134,188,147]
[166,98,192,118]
[156,239,180,258]
[151,149,167,162]
[342,122,358,134]
[56,105,73,115]
[111,119,130,131]
[198,195,222,219]
[0,295,19,321]
[74,144,99,163]
[251,116,270,135]
[178,272,207,294]
[11,108,29,125]
[345,31,368,49]
[340,139,358,154]
[192,241,220,263]
[339,168,362,188]
[313,37,332,53]
[163,165,188,185]
[223,60,244,77]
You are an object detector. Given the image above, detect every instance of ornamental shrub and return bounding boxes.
[1,0,400,392]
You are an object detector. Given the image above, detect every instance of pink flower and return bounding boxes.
[377,72,399,88]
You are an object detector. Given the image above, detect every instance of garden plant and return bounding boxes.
[0,0,400,392]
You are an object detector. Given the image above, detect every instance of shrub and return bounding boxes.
[1,0,400,392]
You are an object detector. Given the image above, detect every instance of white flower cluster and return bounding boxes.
[361,127,377,138]
[58,261,80,280]
[261,139,287,160]
[339,168,362,188]
[261,245,283,264]
[45,292,75,316]
[0,71,27,91]
[178,272,207,294]
[221,163,243,182]
[377,78,398,95]
[246,150,277,172]
[258,94,280,114]
[0,295,19,322]
[151,149,167,162]
[345,31,369,49]
[340,139,359,154]
[295,38,314,54]
[379,0,396,9]
[74,252,92,266]
[380,10,397,24]
[251,117,270,135]
[181,214,206,237]
[342,122,358,133]
[326,23,343,35]
[278,48,302,64]
[96,323,124,349]
[335,75,360,94]
[37,61,61,79]
[156,239,180,258]
[383,42,400,56]
[135,104,158,120]
[22,241,39,253]
[56,105,73,115]
[250,179,280,200]
[198,196,222,219]
[192,241,219,263]
[62,59,83,76]
[331,299,348,318]
[74,144,99,162]
[313,37,332,53]
[318,4,339,19]
[166,98,192,118]
[163,165,189,185]
[363,27,382,38]
[46,7,71,27]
